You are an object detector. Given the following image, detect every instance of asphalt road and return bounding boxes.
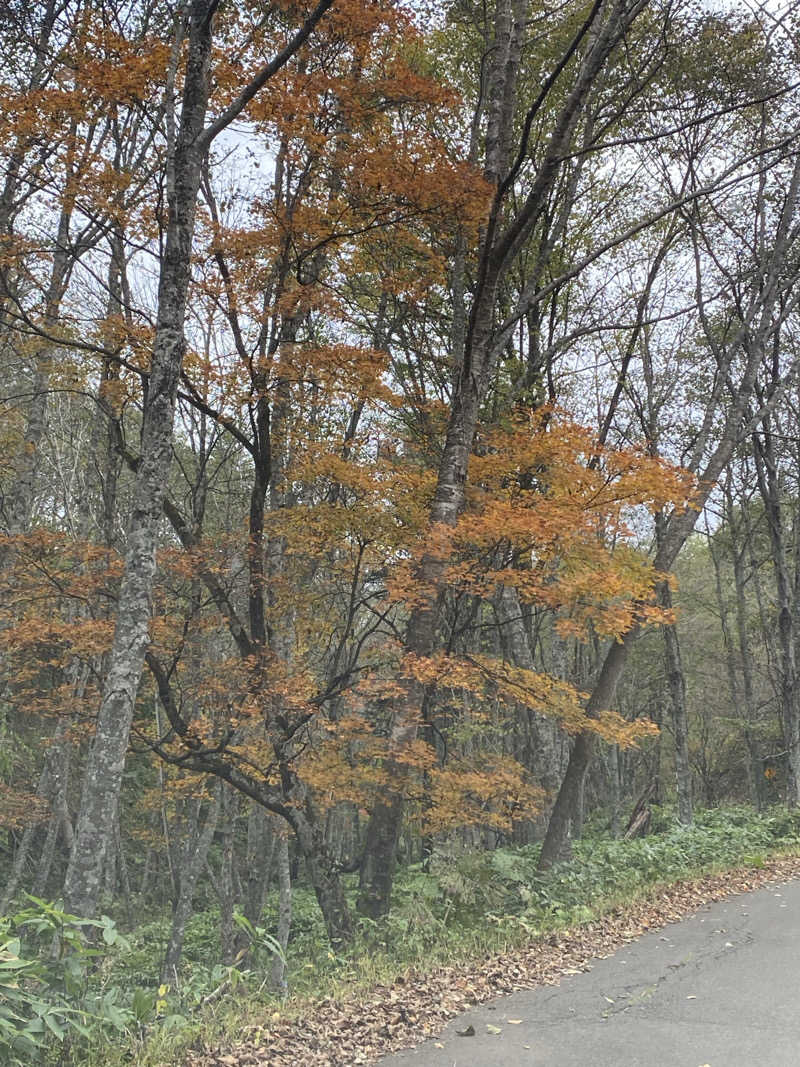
[375,877,800,1066]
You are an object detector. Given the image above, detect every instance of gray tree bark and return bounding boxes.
[1,715,73,912]
[753,424,800,803]
[243,805,276,929]
[216,786,237,967]
[495,585,562,818]
[62,3,219,919]
[62,0,335,920]
[710,483,763,809]
[162,785,220,983]
[659,579,693,824]
[269,832,292,995]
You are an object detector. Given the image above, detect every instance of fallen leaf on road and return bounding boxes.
[456,1026,475,1038]
[486,1024,502,1034]
[185,856,800,1067]
[507,1019,522,1025]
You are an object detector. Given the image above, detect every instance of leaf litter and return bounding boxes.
[186,855,800,1067]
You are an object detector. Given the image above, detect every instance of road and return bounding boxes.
[375,877,800,1066]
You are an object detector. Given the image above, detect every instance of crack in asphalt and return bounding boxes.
[377,879,800,1066]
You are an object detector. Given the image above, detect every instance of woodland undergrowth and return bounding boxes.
[10,805,800,1066]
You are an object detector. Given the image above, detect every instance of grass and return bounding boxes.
[53,805,800,1064]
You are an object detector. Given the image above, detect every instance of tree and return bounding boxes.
[357,0,685,917]
[63,0,337,922]
[539,15,800,864]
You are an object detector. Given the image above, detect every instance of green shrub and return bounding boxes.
[0,896,132,1065]
[385,806,800,944]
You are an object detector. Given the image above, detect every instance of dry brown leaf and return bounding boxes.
[185,856,800,1067]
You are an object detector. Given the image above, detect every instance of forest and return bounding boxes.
[3,0,800,1063]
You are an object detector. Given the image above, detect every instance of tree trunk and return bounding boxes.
[357,792,404,920]
[269,832,292,995]
[31,815,60,899]
[115,818,133,927]
[1,716,71,911]
[496,586,562,801]
[608,744,622,837]
[243,805,276,928]
[753,427,800,804]
[357,0,651,918]
[210,785,238,968]
[62,5,217,919]
[659,581,693,824]
[539,631,637,869]
[162,786,220,983]
[288,796,352,946]
[713,486,764,809]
